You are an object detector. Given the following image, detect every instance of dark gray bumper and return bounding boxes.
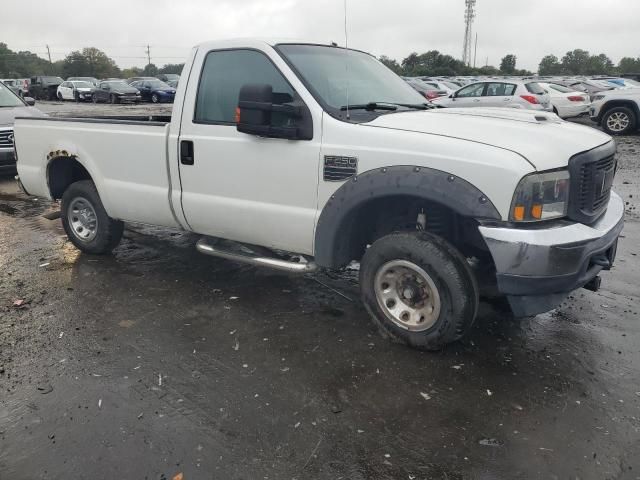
[0,149,16,175]
[479,192,624,316]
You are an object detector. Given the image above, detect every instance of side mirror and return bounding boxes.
[449,93,455,98]
[236,84,308,140]
[24,97,36,106]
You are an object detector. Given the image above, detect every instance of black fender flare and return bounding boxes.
[313,165,501,268]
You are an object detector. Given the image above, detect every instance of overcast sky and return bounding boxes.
[2,0,639,71]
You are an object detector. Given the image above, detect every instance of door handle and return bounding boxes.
[180,140,194,165]
[473,99,481,102]
[503,98,511,101]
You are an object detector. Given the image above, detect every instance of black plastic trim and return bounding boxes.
[314,165,501,268]
[14,116,169,127]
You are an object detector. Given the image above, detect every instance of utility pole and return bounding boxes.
[46,45,52,64]
[145,45,151,66]
[462,0,476,67]
[473,33,478,68]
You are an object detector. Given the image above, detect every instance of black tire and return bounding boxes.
[92,94,98,104]
[601,107,636,135]
[61,180,124,254]
[110,94,118,104]
[359,231,479,351]
[57,92,64,101]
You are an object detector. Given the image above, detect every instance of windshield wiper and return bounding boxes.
[340,102,398,111]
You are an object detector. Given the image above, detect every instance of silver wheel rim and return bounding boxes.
[374,260,441,332]
[152,95,158,103]
[68,197,98,242]
[606,112,630,132]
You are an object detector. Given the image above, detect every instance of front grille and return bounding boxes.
[0,129,13,148]
[568,142,617,224]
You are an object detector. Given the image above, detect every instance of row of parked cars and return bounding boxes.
[403,75,640,135]
[0,74,180,104]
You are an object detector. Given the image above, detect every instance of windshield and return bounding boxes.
[0,82,25,107]
[147,80,170,89]
[71,81,93,88]
[164,74,180,80]
[546,83,573,93]
[277,44,425,117]
[43,77,63,83]
[106,81,130,88]
[441,81,460,90]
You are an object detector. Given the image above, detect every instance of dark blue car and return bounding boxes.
[131,79,176,103]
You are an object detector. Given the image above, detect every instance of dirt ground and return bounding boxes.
[1,103,639,479]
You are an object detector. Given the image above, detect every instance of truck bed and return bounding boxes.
[14,115,179,228]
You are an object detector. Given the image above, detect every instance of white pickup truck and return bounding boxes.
[14,39,624,350]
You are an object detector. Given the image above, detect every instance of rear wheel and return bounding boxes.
[602,107,636,135]
[360,231,478,351]
[61,180,124,254]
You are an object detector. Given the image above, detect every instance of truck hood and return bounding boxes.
[368,107,612,171]
[0,105,47,127]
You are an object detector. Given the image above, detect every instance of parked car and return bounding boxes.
[537,82,591,118]
[1,79,21,96]
[157,73,180,83]
[93,80,142,104]
[125,76,157,85]
[420,79,459,95]
[14,78,30,97]
[14,39,623,351]
[555,79,614,102]
[167,79,179,88]
[404,78,447,100]
[130,79,176,103]
[590,88,640,135]
[67,76,99,87]
[0,82,45,175]
[28,76,64,100]
[57,81,95,102]
[431,80,552,111]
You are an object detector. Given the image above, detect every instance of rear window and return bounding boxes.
[525,82,545,95]
[548,83,572,93]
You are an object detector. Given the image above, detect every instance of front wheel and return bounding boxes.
[61,180,124,254]
[151,94,159,103]
[360,232,478,351]
[57,92,64,101]
[602,107,636,135]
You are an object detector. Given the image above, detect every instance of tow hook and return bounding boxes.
[584,276,602,292]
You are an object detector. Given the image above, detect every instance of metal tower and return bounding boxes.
[462,0,476,66]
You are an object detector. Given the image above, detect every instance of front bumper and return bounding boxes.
[0,149,17,175]
[479,192,624,316]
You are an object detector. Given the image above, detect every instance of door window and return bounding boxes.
[194,49,294,124]
[456,83,485,97]
[485,83,516,96]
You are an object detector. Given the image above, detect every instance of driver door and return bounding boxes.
[449,82,486,107]
[177,48,321,255]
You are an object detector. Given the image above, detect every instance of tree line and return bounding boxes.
[381,48,640,77]
[0,43,184,79]
[2,42,640,80]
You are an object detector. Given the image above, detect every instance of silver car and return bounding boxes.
[431,80,552,111]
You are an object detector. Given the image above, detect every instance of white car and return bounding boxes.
[432,80,552,111]
[56,80,95,102]
[14,39,623,350]
[538,82,591,119]
[590,87,640,135]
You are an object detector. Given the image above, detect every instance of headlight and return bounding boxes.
[510,170,570,222]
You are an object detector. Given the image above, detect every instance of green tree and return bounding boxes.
[618,57,640,73]
[142,63,158,76]
[0,42,54,77]
[121,66,143,79]
[379,55,402,74]
[61,47,120,78]
[538,54,562,75]
[500,54,517,74]
[561,49,591,75]
[159,63,184,75]
[585,53,614,75]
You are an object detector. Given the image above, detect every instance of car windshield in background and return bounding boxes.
[43,77,63,83]
[71,81,93,88]
[441,81,461,90]
[548,83,573,93]
[0,82,24,107]
[148,80,170,89]
[106,81,130,88]
[525,82,545,94]
[277,44,425,114]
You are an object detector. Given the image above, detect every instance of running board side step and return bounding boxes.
[196,238,318,274]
